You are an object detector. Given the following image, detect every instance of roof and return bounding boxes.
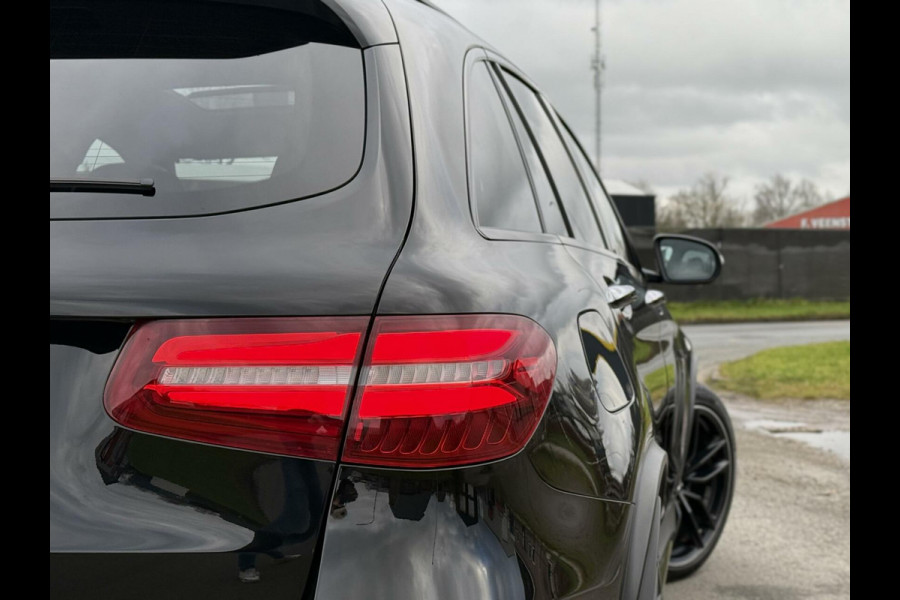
[603,179,651,197]
[764,196,850,230]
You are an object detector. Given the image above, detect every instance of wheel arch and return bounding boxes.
[621,438,668,599]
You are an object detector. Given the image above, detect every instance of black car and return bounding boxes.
[50,1,735,598]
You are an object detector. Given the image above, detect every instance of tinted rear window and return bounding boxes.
[50,0,365,219]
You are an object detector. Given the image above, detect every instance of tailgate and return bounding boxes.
[50,2,412,596]
[50,320,345,598]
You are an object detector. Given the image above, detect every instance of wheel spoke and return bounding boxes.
[679,494,705,548]
[683,490,716,528]
[686,458,729,484]
[688,438,727,473]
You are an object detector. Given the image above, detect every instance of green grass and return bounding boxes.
[713,341,850,400]
[668,298,850,324]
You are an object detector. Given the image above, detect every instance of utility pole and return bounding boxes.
[590,0,605,173]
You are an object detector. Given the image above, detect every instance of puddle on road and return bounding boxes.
[742,419,849,462]
[779,431,850,462]
[744,419,806,431]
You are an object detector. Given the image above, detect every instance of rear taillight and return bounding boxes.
[104,315,556,467]
[343,315,556,467]
[103,318,368,460]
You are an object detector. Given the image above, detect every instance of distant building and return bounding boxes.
[604,179,656,229]
[764,196,850,230]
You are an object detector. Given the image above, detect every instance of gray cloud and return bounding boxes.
[435,0,850,204]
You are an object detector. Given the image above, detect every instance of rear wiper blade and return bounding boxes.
[50,178,156,197]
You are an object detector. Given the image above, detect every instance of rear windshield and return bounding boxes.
[50,0,365,219]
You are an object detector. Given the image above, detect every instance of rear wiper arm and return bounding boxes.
[50,178,156,197]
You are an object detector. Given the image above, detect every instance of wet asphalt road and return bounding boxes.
[682,320,851,378]
[666,320,850,600]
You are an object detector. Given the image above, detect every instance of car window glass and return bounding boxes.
[468,62,543,233]
[499,86,569,237]
[502,72,605,248]
[557,121,630,258]
[50,0,364,219]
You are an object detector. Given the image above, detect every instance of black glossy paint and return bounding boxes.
[322,0,399,48]
[316,465,632,599]
[50,326,334,598]
[50,1,712,599]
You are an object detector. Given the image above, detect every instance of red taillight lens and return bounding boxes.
[343,315,556,467]
[103,318,368,460]
[104,315,556,467]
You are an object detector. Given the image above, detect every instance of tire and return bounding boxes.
[667,384,736,580]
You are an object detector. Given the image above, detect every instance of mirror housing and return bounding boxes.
[653,234,723,284]
[641,267,663,283]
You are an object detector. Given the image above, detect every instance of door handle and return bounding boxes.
[606,284,637,310]
[645,289,666,306]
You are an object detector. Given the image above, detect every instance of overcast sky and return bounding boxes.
[435,0,850,206]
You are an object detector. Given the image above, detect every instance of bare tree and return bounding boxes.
[657,173,745,231]
[752,174,822,224]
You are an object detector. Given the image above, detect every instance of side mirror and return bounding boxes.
[653,234,723,284]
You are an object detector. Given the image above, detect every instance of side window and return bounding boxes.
[492,70,568,237]
[557,119,629,258]
[467,62,543,234]
[501,71,606,248]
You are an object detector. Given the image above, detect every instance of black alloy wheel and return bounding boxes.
[668,385,735,579]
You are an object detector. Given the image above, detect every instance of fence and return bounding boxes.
[629,228,850,302]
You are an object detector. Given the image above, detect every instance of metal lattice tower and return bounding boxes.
[590,0,605,173]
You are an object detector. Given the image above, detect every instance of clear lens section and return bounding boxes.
[364,360,507,386]
[159,365,353,386]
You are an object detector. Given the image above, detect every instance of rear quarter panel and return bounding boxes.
[311,2,663,597]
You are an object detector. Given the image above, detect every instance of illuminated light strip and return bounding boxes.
[163,390,348,416]
[158,365,353,386]
[365,360,508,386]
